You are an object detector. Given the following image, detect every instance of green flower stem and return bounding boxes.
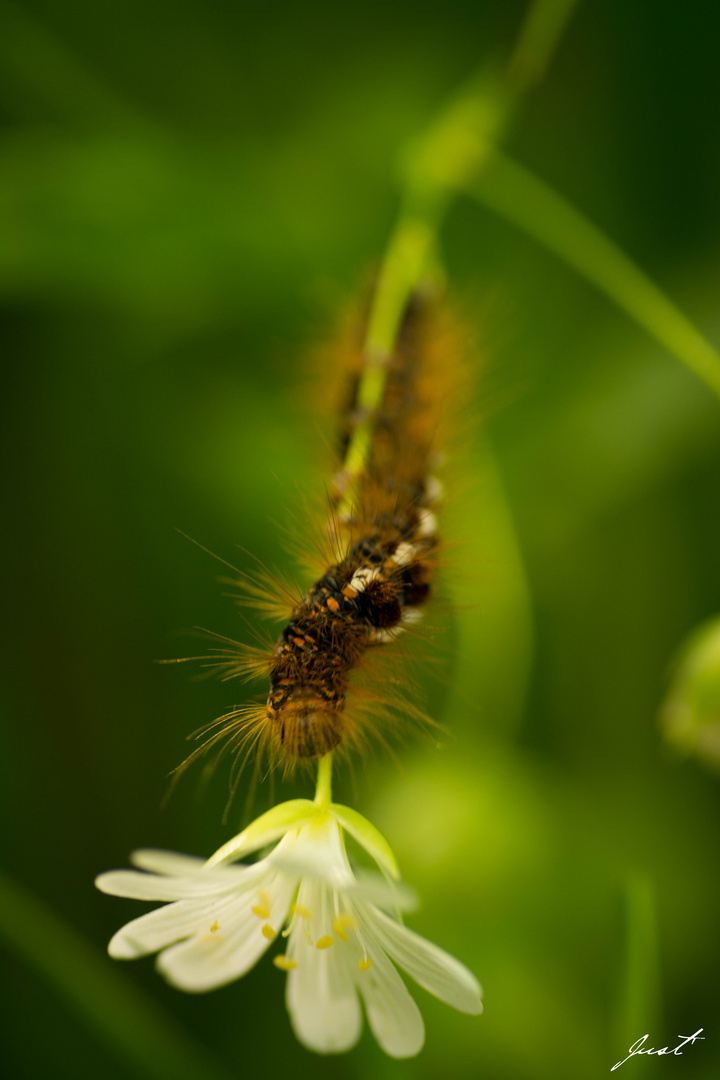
[337,85,509,519]
[614,873,662,1065]
[509,0,581,87]
[471,150,720,404]
[337,0,579,519]
[314,752,333,807]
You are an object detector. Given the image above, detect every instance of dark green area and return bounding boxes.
[1,1,719,1078]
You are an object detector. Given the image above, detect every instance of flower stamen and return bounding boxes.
[273,955,298,971]
[332,914,357,942]
[252,890,272,919]
[358,957,373,972]
[315,934,334,949]
[261,923,276,940]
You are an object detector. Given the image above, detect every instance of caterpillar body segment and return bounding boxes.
[267,508,438,758]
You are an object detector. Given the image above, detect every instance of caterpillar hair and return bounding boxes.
[177,282,467,788]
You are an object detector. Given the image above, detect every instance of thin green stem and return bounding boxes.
[471,150,720,403]
[614,873,662,1069]
[314,753,333,807]
[337,91,504,518]
[510,0,582,88]
[337,0,580,519]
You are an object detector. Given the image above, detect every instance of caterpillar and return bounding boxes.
[181,284,465,782]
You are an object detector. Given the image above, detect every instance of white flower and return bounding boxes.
[96,799,482,1058]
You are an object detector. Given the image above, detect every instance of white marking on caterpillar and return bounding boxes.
[401,607,423,626]
[349,566,382,594]
[367,607,423,644]
[417,509,438,538]
[392,542,416,567]
[424,475,443,505]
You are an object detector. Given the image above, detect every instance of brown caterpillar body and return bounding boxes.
[178,287,464,783]
[267,503,438,758]
[265,290,452,760]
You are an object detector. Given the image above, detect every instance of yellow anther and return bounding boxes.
[252,890,271,920]
[332,915,357,942]
[261,924,276,940]
[315,935,334,950]
[291,903,311,919]
[359,957,373,972]
[209,920,220,933]
[273,955,298,971]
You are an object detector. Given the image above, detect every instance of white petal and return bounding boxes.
[95,869,237,901]
[108,894,237,959]
[285,885,361,1054]
[361,908,483,1015]
[269,852,354,885]
[344,871,418,914]
[156,870,297,992]
[129,850,207,875]
[156,911,265,992]
[356,934,425,1059]
[267,814,349,879]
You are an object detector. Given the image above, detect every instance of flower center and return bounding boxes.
[273,893,374,973]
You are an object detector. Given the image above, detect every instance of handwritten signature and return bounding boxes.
[612,1030,704,1070]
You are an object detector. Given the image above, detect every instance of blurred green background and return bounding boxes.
[1,1,719,1077]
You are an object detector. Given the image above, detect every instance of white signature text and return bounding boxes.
[612,1029,704,1071]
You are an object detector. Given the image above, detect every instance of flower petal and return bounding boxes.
[344,871,418,914]
[267,812,351,881]
[129,850,207,875]
[156,912,265,992]
[156,869,297,992]
[285,886,362,1054]
[108,894,238,959]
[267,856,417,913]
[362,908,483,1015]
[356,935,425,1059]
[95,868,244,901]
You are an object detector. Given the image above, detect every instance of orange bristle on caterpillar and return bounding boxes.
[177,284,468,785]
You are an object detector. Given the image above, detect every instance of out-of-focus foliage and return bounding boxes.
[661,616,720,774]
[1,2,719,1079]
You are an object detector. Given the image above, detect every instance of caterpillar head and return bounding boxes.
[267,687,345,759]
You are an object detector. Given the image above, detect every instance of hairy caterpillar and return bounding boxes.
[181,285,465,782]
